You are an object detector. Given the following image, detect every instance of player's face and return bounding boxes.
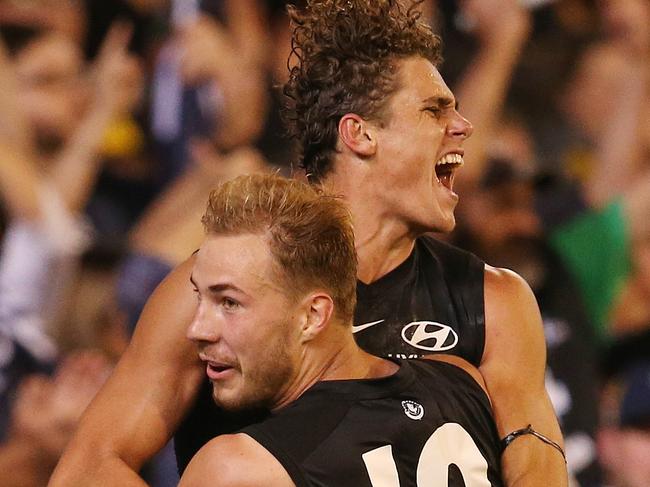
[368,57,472,233]
[188,233,302,411]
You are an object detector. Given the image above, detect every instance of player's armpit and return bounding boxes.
[179,434,295,487]
[49,256,204,487]
[481,265,568,487]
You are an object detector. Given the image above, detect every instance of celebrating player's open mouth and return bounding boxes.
[435,152,464,193]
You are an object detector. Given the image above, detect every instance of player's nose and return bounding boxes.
[187,304,221,344]
[447,110,473,140]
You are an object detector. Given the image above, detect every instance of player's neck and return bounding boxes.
[321,172,417,284]
[355,228,416,284]
[271,334,397,411]
[318,334,398,382]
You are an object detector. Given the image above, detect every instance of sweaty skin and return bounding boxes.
[49,57,566,487]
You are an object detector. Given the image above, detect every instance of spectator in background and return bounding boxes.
[0,16,142,438]
[0,351,112,487]
[598,362,650,487]
[543,0,649,341]
[149,0,268,182]
[0,0,85,44]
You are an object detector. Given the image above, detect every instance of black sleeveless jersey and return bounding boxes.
[174,236,486,472]
[241,359,503,487]
[354,236,485,366]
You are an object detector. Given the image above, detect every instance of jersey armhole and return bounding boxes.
[419,357,492,408]
[420,237,487,366]
[241,429,310,487]
[422,355,487,392]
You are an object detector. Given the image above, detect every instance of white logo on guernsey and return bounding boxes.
[401,400,424,420]
[401,321,459,352]
[351,319,385,334]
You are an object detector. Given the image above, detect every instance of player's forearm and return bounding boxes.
[496,408,568,487]
[130,164,209,247]
[48,359,191,487]
[490,383,568,486]
[501,436,568,487]
[49,451,150,487]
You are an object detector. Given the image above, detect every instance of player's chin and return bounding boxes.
[211,383,241,410]
[426,193,458,230]
[438,213,456,234]
[423,208,456,234]
[212,391,251,412]
[213,384,270,412]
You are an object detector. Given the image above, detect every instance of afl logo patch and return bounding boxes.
[401,400,424,420]
[401,321,459,352]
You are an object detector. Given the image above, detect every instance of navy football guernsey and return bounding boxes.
[241,359,502,487]
[354,236,485,365]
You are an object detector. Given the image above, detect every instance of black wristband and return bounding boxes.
[501,424,566,463]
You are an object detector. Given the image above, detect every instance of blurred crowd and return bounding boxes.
[0,0,647,486]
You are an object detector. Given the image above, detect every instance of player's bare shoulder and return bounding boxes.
[483,264,544,359]
[484,264,536,304]
[179,434,295,487]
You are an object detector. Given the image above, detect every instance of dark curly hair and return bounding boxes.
[283,0,442,182]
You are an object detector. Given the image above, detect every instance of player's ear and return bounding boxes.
[337,113,377,157]
[300,292,334,343]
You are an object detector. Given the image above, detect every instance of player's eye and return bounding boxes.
[192,287,202,301]
[222,297,240,311]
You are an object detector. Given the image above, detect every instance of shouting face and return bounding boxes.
[366,56,473,234]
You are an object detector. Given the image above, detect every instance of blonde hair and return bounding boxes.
[202,174,357,322]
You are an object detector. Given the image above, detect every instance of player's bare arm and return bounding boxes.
[49,256,203,487]
[179,434,295,487]
[481,265,567,487]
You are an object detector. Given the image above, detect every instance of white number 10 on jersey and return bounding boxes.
[362,423,491,486]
